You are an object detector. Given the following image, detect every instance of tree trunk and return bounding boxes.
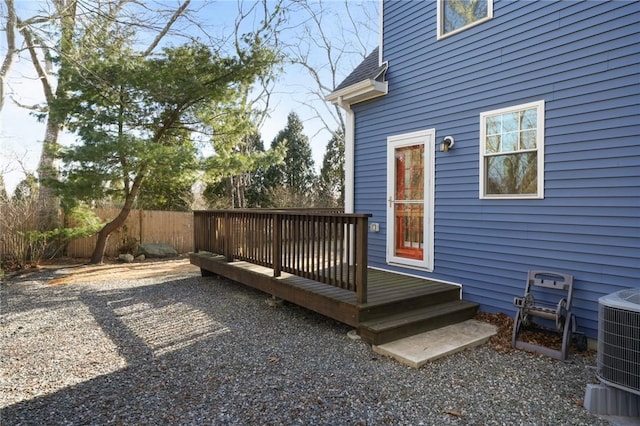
[90,171,145,264]
[91,226,112,264]
[36,117,61,231]
[227,176,235,208]
[0,0,17,113]
[91,205,132,264]
[30,0,78,232]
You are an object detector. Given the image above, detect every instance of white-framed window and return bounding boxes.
[480,100,545,199]
[437,0,493,39]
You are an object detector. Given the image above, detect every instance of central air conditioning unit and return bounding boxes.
[597,287,640,395]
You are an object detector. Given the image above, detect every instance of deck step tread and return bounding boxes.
[360,300,478,331]
[359,300,479,345]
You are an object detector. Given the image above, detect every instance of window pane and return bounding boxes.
[485,152,538,195]
[521,108,537,130]
[443,0,488,34]
[521,129,537,149]
[502,112,519,133]
[502,132,518,152]
[394,202,424,260]
[395,144,423,201]
[486,115,501,136]
[486,135,500,153]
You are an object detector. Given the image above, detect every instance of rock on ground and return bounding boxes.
[137,243,178,258]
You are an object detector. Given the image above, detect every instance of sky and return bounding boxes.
[0,0,378,195]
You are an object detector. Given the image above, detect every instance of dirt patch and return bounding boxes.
[46,258,199,286]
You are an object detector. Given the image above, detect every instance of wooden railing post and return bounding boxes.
[273,212,282,277]
[193,212,199,253]
[224,211,233,262]
[355,216,368,304]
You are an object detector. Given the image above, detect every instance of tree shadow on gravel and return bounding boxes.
[1,275,376,425]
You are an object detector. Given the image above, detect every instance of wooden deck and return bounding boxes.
[190,252,478,344]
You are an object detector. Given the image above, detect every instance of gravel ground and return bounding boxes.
[1,260,609,425]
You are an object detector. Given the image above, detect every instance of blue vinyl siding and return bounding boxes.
[352,0,640,338]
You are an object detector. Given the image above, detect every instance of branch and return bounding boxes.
[1,0,17,112]
[342,0,372,61]
[143,0,191,57]
[20,14,59,26]
[283,0,376,136]
[16,19,55,104]
[9,95,49,113]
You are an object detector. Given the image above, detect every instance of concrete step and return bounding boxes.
[372,319,497,368]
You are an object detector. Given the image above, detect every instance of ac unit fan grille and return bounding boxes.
[597,303,640,395]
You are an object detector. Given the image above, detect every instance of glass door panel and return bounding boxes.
[392,144,424,260]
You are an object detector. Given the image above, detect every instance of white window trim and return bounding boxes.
[437,0,494,40]
[386,129,435,272]
[479,100,545,200]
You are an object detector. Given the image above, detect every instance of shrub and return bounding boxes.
[0,198,104,271]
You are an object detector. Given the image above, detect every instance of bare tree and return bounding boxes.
[0,0,17,113]
[269,1,377,206]
[2,0,196,231]
[283,0,378,136]
[233,0,286,128]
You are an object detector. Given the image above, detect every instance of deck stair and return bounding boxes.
[358,300,479,345]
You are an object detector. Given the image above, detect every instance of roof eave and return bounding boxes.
[325,79,388,107]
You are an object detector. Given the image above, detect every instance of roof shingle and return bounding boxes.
[334,47,386,92]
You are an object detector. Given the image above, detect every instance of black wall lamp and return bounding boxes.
[439,136,455,152]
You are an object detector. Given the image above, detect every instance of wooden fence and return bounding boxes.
[67,209,193,258]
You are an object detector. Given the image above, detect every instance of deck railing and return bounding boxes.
[193,209,371,303]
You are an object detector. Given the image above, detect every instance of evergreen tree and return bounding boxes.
[317,129,345,207]
[203,127,284,209]
[12,174,38,201]
[264,112,316,207]
[204,132,268,208]
[243,133,271,208]
[3,0,197,232]
[136,173,194,212]
[56,41,279,263]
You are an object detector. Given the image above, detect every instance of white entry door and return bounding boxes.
[386,130,435,271]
